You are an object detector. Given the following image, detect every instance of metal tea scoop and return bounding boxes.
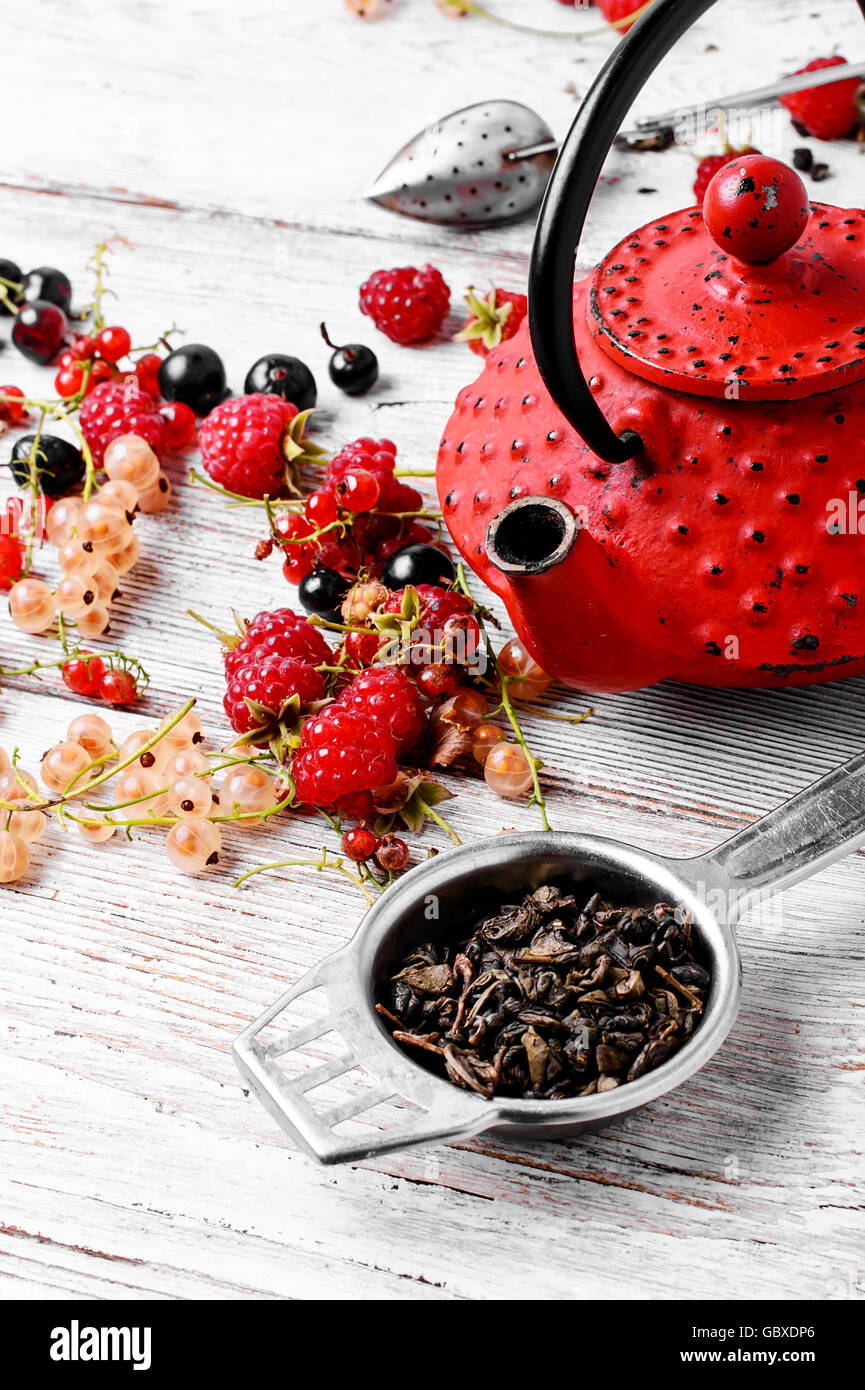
[234,748,865,1164]
[364,61,865,228]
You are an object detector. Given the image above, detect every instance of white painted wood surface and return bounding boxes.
[1,0,864,1301]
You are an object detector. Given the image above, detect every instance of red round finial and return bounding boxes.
[702,154,811,263]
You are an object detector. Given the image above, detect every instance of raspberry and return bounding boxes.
[224,654,326,738]
[596,0,645,30]
[382,583,472,633]
[80,381,166,467]
[336,666,426,752]
[0,385,27,423]
[693,147,760,203]
[348,584,476,673]
[780,56,862,141]
[456,286,528,357]
[224,607,331,679]
[199,393,300,499]
[0,533,24,590]
[693,154,735,204]
[359,264,451,345]
[291,707,398,808]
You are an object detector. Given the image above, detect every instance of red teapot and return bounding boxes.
[437,0,865,693]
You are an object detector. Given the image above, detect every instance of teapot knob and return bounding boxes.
[702,154,811,264]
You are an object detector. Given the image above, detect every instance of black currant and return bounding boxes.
[158,344,227,415]
[244,354,316,411]
[21,266,72,314]
[381,544,456,591]
[298,567,350,623]
[10,433,85,496]
[320,322,378,396]
[0,258,23,317]
[11,301,68,364]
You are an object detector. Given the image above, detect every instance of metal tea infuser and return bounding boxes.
[365,71,865,229]
[234,748,865,1163]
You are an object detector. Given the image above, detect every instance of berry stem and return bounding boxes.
[77,698,197,802]
[438,0,654,38]
[454,562,551,831]
[85,239,124,333]
[414,794,462,845]
[513,701,594,725]
[232,846,377,905]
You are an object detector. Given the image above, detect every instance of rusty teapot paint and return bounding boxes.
[437,0,865,693]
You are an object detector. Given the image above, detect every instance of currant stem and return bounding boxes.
[454,562,551,831]
[232,848,376,905]
[440,0,654,38]
[415,794,462,846]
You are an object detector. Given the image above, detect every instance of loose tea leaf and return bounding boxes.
[376,884,710,1100]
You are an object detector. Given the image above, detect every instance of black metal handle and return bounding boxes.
[528,0,719,463]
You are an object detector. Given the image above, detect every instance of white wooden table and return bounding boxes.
[1,0,863,1301]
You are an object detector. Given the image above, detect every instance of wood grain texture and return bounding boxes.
[1,0,864,1302]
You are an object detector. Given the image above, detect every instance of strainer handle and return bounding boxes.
[529,0,718,462]
[692,749,865,913]
[232,951,493,1165]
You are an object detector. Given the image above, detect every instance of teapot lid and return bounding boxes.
[587,157,865,402]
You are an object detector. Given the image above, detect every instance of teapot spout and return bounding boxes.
[485,496,579,576]
[484,496,668,693]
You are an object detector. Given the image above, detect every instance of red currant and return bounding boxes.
[305,489,338,527]
[342,826,377,862]
[158,400,196,449]
[374,833,410,873]
[278,512,316,584]
[336,468,380,513]
[61,651,106,696]
[95,326,131,363]
[0,534,24,590]
[0,385,27,423]
[69,335,96,361]
[55,363,86,398]
[135,352,163,397]
[416,663,461,699]
[100,668,139,705]
[84,359,114,394]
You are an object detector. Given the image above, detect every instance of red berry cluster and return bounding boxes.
[220,608,332,741]
[279,437,436,584]
[199,394,301,499]
[359,265,451,345]
[54,326,132,399]
[61,651,142,705]
[80,379,196,467]
[344,582,479,690]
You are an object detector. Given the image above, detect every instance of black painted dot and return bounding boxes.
[787,494,800,504]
